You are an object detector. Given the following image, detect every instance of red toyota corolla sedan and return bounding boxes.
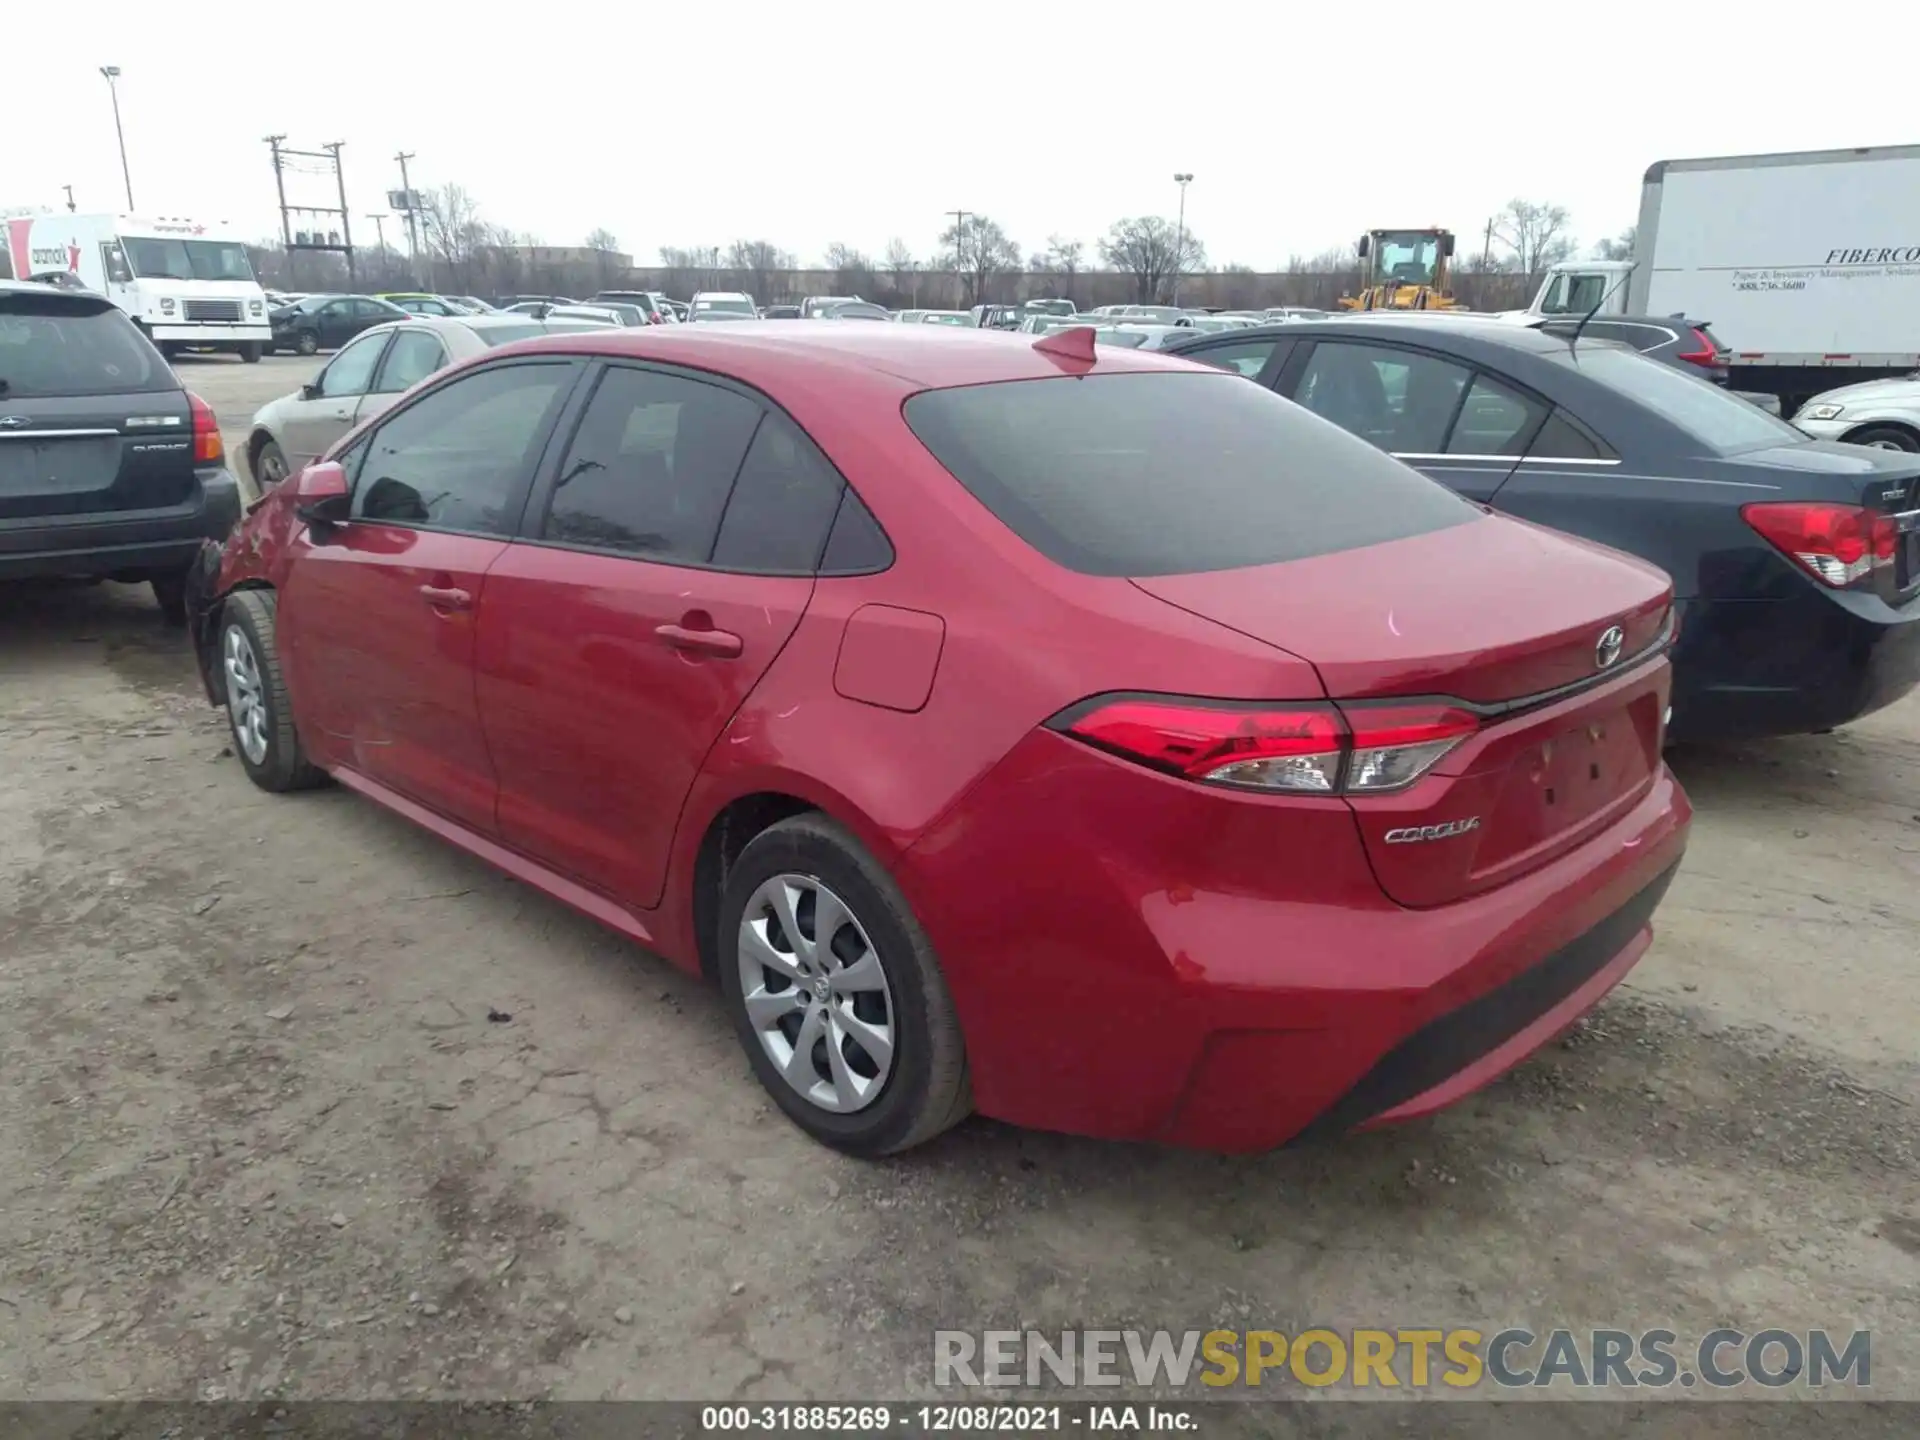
[184,322,1691,1156]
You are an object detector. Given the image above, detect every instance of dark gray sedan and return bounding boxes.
[1165,316,1920,742]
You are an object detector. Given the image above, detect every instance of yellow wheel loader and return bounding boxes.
[1338,229,1466,311]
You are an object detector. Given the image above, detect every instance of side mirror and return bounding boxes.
[1441,233,1456,258]
[293,460,350,528]
[300,381,320,400]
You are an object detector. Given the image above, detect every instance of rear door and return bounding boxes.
[0,289,192,523]
[1277,340,1542,505]
[280,329,392,470]
[280,357,581,833]
[361,327,452,423]
[475,363,832,905]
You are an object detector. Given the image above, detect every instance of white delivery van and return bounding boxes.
[4,212,272,361]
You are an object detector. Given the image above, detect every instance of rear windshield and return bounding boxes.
[1554,346,1802,454]
[472,322,552,346]
[0,296,174,397]
[904,372,1477,576]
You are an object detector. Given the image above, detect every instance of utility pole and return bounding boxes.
[325,142,355,287]
[265,135,292,285]
[394,152,421,287]
[63,185,76,213]
[947,209,971,306]
[367,213,388,250]
[265,136,354,290]
[1481,217,1495,270]
[100,67,134,211]
[1171,173,1194,306]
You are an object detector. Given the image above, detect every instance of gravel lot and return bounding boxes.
[1,353,1915,1406]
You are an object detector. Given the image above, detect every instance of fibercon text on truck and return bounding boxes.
[3,212,271,362]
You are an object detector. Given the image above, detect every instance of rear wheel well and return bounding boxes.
[691,793,817,983]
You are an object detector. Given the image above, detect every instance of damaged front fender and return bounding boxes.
[184,538,228,707]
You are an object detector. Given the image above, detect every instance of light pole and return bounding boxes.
[1171,173,1194,306]
[100,66,134,210]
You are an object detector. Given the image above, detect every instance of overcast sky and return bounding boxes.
[8,2,1913,270]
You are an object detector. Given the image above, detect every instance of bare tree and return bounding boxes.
[1032,235,1085,298]
[1593,225,1636,261]
[416,184,493,292]
[823,243,877,299]
[936,214,1021,306]
[883,238,919,306]
[1098,216,1206,303]
[726,239,792,302]
[659,245,724,295]
[1490,199,1576,281]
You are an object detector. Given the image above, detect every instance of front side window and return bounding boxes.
[316,333,389,398]
[1293,342,1470,453]
[542,366,761,562]
[352,362,572,534]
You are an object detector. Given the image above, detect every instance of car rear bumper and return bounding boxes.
[896,729,1691,1152]
[0,472,243,582]
[1668,588,1920,741]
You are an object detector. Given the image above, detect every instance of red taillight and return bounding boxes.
[1742,501,1895,588]
[1050,696,1477,795]
[188,392,223,466]
[1675,328,1719,368]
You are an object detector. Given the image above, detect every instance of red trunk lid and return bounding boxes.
[1132,514,1674,907]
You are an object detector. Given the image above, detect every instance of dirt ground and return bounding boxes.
[0,354,1916,1407]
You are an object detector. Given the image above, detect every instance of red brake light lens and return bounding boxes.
[1052,697,1476,794]
[188,392,223,466]
[1742,501,1894,588]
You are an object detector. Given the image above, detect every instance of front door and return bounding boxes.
[280,357,581,833]
[280,329,392,470]
[475,364,848,905]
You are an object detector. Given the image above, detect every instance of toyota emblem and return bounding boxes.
[1595,625,1626,670]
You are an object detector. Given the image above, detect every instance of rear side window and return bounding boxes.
[903,372,1476,577]
[1552,347,1801,454]
[1294,342,1469,454]
[1446,373,1548,457]
[1182,339,1281,378]
[710,411,846,572]
[1528,409,1611,461]
[0,296,174,396]
[543,365,760,562]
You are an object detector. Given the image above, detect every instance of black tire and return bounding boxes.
[151,569,189,626]
[159,340,182,360]
[718,813,970,1156]
[218,590,327,793]
[254,438,290,489]
[294,330,319,356]
[240,342,264,364]
[1845,424,1920,453]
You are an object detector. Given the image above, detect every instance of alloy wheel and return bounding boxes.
[737,873,896,1113]
[223,625,270,766]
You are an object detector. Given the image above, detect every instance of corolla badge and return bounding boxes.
[1594,625,1626,670]
[1384,818,1481,844]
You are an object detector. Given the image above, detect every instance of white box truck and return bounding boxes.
[1524,144,1920,413]
[4,212,271,361]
